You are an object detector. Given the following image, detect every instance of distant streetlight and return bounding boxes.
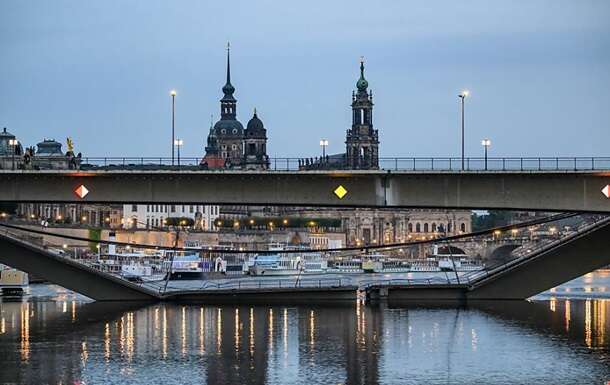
[319,139,328,158]
[481,138,491,170]
[170,90,177,165]
[174,139,183,167]
[8,138,18,170]
[458,90,469,170]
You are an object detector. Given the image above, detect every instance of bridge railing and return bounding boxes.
[76,156,610,172]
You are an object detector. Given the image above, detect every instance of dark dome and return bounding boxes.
[222,82,235,96]
[246,112,264,132]
[36,139,63,156]
[0,127,15,138]
[213,119,243,136]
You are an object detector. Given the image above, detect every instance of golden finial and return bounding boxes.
[66,137,74,152]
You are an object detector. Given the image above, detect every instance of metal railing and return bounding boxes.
[71,156,610,172]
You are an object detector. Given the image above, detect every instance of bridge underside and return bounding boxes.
[0,170,609,212]
[369,221,610,303]
[1,221,609,303]
[0,234,159,301]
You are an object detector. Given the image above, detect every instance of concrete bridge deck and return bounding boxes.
[365,219,610,302]
[1,169,610,212]
[1,217,609,302]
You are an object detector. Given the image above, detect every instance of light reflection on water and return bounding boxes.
[0,273,608,384]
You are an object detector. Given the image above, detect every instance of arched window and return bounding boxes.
[460,223,466,232]
[424,223,429,233]
[448,223,452,233]
[432,223,437,232]
[416,223,421,233]
[408,223,413,232]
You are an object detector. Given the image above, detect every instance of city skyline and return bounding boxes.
[1,1,609,158]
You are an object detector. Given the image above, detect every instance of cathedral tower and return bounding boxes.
[243,109,269,170]
[345,58,378,169]
[211,43,244,167]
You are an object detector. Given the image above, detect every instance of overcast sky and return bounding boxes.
[1,0,609,158]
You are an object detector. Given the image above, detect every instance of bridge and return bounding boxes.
[1,168,610,212]
[1,214,609,302]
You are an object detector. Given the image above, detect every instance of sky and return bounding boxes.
[1,0,609,159]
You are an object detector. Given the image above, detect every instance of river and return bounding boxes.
[0,271,609,384]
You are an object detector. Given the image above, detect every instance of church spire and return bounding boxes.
[222,42,235,100]
[356,56,368,93]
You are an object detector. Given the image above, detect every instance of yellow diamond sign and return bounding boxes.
[333,185,348,199]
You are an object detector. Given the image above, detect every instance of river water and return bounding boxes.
[0,271,609,385]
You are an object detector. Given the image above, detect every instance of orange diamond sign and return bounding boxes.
[603,185,610,199]
[74,184,89,199]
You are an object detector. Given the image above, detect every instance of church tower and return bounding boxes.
[243,109,269,170]
[212,43,244,167]
[345,58,378,169]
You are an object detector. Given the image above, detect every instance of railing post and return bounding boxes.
[274,158,277,170]
[538,157,541,171]
[592,157,595,170]
[556,157,559,170]
[431,158,434,170]
[502,158,505,171]
[395,158,398,171]
[520,158,523,171]
[574,158,577,171]
[286,158,289,171]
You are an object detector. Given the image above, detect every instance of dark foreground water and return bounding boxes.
[0,272,609,385]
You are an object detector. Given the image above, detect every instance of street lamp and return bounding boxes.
[481,138,491,170]
[170,90,177,165]
[458,90,469,170]
[8,138,18,170]
[174,139,183,167]
[319,139,328,159]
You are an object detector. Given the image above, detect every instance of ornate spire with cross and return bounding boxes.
[222,41,235,100]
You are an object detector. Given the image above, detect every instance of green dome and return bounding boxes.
[356,61,368,92]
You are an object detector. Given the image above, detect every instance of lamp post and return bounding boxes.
[8,138,18,170]
[170,90,177,165]
[481,138,491,170]
[174,139,183,167]
[319,139,328,159]
[458,90,469,170]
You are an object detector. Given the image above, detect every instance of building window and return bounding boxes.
[416,223,421,233]
[232,129,237,134]
[132,205,137,212]
[232,144,237,150]
[424,223,429,233]
[408,223,413,232]
[460,223,466,233]
[171,205,176,213]
[221,129,226,134]
[189,205,194,213]
[146,205,150,211]
[432,223,437,232]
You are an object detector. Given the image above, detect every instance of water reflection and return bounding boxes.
[0,296,609,384]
